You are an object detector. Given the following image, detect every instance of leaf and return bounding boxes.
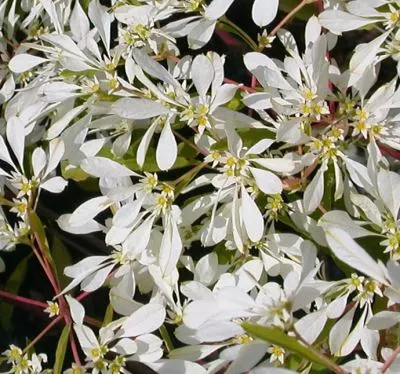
[0,255,30,330]
[51,236,72,289]
[242,323,340,372]
[103,303,114,327]
[53,325,71,374]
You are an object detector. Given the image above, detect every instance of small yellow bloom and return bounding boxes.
[44,301,60,318]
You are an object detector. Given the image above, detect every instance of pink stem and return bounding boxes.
[69,330,82,366]
[223,77,257,93]
[0,289,47,309]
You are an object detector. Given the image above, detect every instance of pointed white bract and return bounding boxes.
[1,1,400,373]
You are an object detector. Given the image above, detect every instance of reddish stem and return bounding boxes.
[223,77,257,93]
[23,315,63,353]
[378,143,400,161]
[69,330,82,366]
[0,289,47,309]
[316,0,324,13]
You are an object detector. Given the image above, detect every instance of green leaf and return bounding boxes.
[53,325,71,374]
[61,161,90,182]
[242,323,341,372]
[215,242,235,264]
[322,162,335,212]
[51,236,73,289]
[102,303,114,327]
[29,211,57,274]
[0,254,31,330]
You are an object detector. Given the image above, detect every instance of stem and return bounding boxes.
[31,239,59,295]
[0,289,47,309]
[315,0,324,13]
[378,143,400,161]
[270,0,316,37]
[381,345,400,373]
[23,316,62,354]
[172,162,207,186]
[218,16,259,51]
[69,330,82,366]
[173,130,209,156]
[223,77,258,93]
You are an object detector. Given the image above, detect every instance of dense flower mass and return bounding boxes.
[0,0,400,373]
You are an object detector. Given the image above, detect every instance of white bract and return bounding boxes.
[1,0,400,373]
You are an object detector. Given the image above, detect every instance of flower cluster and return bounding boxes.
[0,0,400,374]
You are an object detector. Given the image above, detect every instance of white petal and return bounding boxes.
[250,167,282,195]
[32,147,47,177]
[319,10,379,34]
[81,157,139,178]
[0,136,14,167]
[159,219,182,276]
[46,104,86,140]
[241,186,264,243]
[329,304,356,356]
[65,295,85,325]
[156,121,177,171]
[325,227,388,285]
[205,0,235,20]
[191,54,214,98]
[367,311,400,330]
[88,0,113,53]
[121,303,166,337]
[303,167,325,214]
[112,98,170,119]
[377,169,400,220]
[9,54,48,73]
[188,19,216,50]
[69,196,113,226]
[70,0,90,42]
[137,121,160,169]
[7,116,25,170]
[64,256,109,278]
[252,158,295,173]
[57,214,103,234]
[252,0,279,27]
[295,309,327,344]
[81,264,114,292]
[45,138,65,176]
[147,360,206,374]
[40,177,68,193]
